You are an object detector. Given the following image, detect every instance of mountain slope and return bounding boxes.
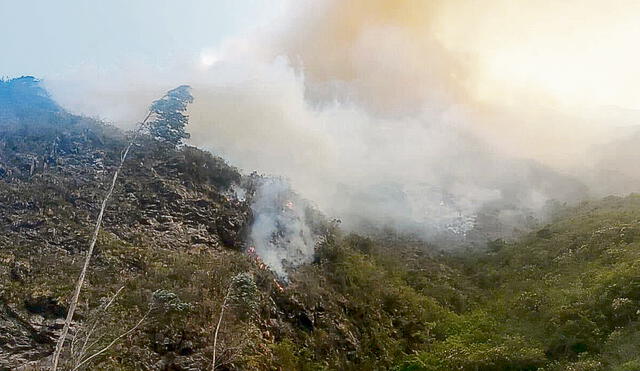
[1,77,640,371]
[0,77,256,369]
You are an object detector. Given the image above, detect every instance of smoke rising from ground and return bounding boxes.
[249,177,316,278]
[45,0,640,252]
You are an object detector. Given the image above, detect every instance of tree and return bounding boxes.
[50,86,194,370]
[211,273,258,370]
[148,85,194,146]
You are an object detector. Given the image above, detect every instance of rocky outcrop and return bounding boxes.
[0,300,55,370]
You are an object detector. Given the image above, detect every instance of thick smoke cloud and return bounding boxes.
[45,0,640,255]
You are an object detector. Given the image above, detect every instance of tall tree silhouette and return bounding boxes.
[148,85,193,146]
[51,86,194,370]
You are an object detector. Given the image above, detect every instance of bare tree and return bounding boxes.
[51,86,193,370]
[69,285,125,368]
[71,308,151,371]
[211,284,232,371]
[211,273,258,371]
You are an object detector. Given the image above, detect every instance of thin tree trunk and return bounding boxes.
[211,284,233,371]
[51,113,152,371]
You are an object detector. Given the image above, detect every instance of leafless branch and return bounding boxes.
[71,308,151,371]
[211,284,233,371]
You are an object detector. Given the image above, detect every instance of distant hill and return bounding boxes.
[0,76,61,119]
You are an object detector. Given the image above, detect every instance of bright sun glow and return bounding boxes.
[436,0,640,111]
[200,51,219,67]
[476,24,640,110]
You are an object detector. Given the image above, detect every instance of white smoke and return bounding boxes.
[249,177,315,278]
[41,0,640,271]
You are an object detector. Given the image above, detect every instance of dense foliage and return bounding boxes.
[264,196,640,370]
[148,85,193,146]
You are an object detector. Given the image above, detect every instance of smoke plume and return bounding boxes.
[43,0,640,270]
[249,177,316,278]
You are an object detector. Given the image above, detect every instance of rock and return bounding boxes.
[0,301,54,370]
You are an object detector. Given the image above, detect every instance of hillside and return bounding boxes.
[1,77,639,371]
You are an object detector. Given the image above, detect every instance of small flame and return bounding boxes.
[273,279,285,292]
[246,245,286,292]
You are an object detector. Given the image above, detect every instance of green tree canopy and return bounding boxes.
[148,85,194,146]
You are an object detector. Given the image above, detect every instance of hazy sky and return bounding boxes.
[3,0,639,113]
[0,0,282,78]
[2,0,640,240]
